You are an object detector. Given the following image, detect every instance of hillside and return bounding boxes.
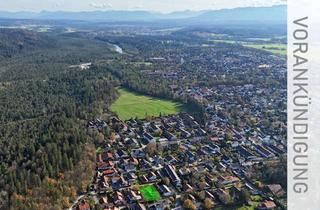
[0,29,119,209]
[0,29,54,58]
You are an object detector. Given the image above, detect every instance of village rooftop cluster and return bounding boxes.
[74,111,286,210]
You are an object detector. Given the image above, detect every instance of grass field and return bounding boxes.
[244,44,287,55]
[209,40,287,55]
[132,61,153,66]
[111,88,185,120]
[139,185,161,202]
[210,39,240,44]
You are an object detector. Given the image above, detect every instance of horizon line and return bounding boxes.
[0,4,287,15]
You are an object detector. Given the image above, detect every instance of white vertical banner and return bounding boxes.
[288,0,320,209]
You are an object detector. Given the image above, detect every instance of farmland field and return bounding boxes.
[210,40,287,55]
[139,185,161,202]
[111,88,186,120]
[244,44,287,55]
[210,39,239,44]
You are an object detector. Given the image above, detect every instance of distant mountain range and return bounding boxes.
[0,10,204,21]
[189,5,286,25]
[0,5,286,25]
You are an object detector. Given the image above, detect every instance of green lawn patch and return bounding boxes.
[111,88,186,120]
[139,185,161,202]
[251,195,262,202]
[96,147,103,154]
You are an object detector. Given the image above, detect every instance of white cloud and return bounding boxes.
[89,1,113,9]
[132,5,144,10]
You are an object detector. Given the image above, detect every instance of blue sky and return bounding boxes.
[0,0,286,13]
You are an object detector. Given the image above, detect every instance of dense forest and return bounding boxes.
[0,28,196,210]
[0,29,121,209]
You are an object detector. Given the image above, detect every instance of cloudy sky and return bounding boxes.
[0,0,286,13]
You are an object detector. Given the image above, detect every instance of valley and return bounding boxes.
[0,5,287,210]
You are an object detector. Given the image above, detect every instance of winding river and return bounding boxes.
[112,44,123,54]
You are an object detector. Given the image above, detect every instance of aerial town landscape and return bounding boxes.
[0,3,287,210]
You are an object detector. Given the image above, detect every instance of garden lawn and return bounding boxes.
[139,185,161,202]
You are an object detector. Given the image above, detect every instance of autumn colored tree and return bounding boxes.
[203,198,214,210]
[146,142,157,156]
[183,199,197,210]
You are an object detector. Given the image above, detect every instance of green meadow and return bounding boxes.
[210,40,287,55]
[110,88,186,120]
[210,39,240,44]
[243,44,287,55]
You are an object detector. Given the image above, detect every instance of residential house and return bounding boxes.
[266,184,285,197]
[113,191,125,206]
[130,203,147,210]
[115,149,129,159]
[164,165,181,187]
[99,197,108,208]
[143,132,155,143]
[216,189,230,204]
[97,161,113,171]
[217,175,240,186]
[103,168,117,177]
[127,190,142,203]
[77,200,91,210]
[127,172,138,184]
[158,184,173,197]
[257,201,277,209]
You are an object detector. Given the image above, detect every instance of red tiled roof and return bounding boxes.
[103,169,115,175]
[258,200,277,209]
[97,154,103,162]
[78,200,90,210]
[266,184,285,197]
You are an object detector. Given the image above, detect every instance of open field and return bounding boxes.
[139,185,161,202]
[244,44,287,55]
[111,88,185,120]
[132,61,153,66]
[210,40,287,55]
[210,39,241,44]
